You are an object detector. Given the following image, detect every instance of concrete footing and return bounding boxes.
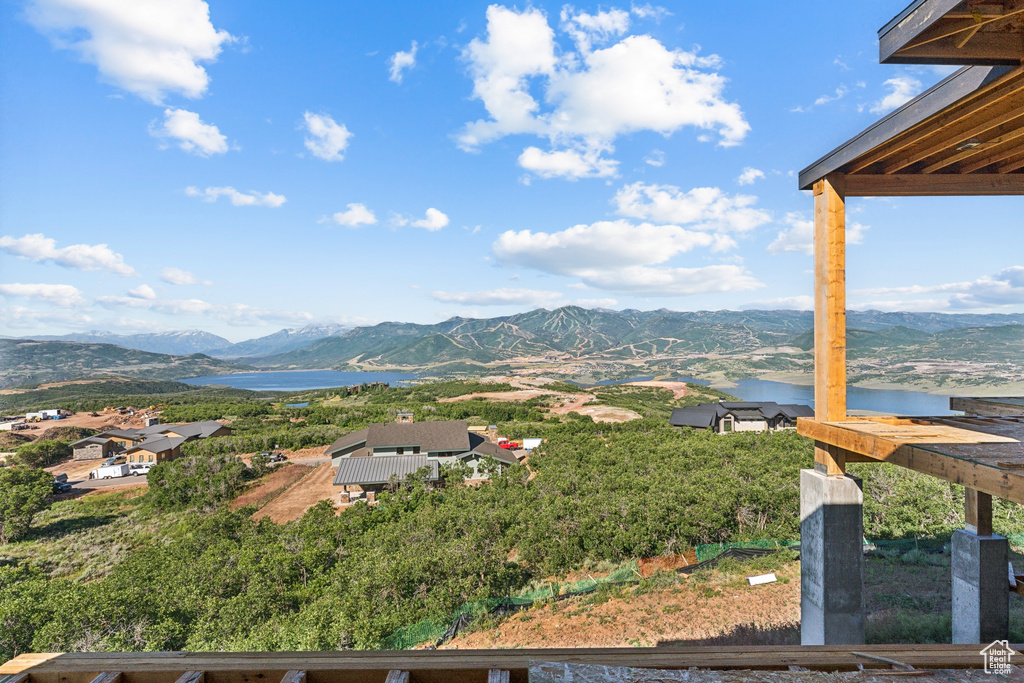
[800,468,865,645]
[951,529,1008,644]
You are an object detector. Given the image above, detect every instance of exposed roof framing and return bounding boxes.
[799,64,1024,194]
[881,0,1024,65]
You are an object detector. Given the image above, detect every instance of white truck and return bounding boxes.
[92,463,130,480]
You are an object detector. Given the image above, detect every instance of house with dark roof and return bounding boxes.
[670,402,814,434]
[71,420,232,463]
[324,419,518,502]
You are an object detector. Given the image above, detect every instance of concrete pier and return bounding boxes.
[800,468,865,645]
[951,529,1008,644]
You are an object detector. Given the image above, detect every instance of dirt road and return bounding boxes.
[253,462,339,523]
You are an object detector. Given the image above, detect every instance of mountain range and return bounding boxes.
[20,323,352,358]
[4,307,1023,388]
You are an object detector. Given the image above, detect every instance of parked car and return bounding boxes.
[52,473,72,494]
[258,451,287,463]
[129,462,155,476]
[102,455,126,466]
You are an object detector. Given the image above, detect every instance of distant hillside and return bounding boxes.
[791,325,1024,363]
[254,306,803,369]
[210,323,351,360]
[0,339,252,389]
[250,307,1024,372]
[27,330,233,355]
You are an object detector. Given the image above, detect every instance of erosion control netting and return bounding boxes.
[383,533,1024,649]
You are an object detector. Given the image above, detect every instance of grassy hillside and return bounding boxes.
[0,340,252,390]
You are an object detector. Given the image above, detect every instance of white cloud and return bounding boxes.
[329,203,377,228]
[870,76,922,115]
[0,282,86,307]
[128,284,156,300]
[160,267,209,285]
[98,294,313,325]
[388,41,418,83]
[411,208,450,231]
[518,145,618,179]
[0,233,136,276]
[852,266,1024,310]
[766,212,868,255]
[573,264,761,296]
[150,108,228,156]
[737,167,764,185]
[575,297,618,308]
[495,219,721,273]
[429,288,563,306]
[741,295,814,311]
[613,182,771,232]
[458,5,748,179]
[26,0,234,104]
[185,186,286,207]
[560,6,630,53]
[630,3,671,21]
[643,149,665,167]
[302,112,352,161]
[0,305,94,329]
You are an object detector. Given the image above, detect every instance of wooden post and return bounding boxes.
[814,174,848,475]
[965,488,993,536]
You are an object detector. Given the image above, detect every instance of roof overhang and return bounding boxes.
[799,64,1024,195]
[880,0,1024,65]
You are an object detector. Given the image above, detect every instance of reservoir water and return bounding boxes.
[603,376,954,416]
[181,370,419,392]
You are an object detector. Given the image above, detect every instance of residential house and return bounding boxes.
[324,419,518,503]
[670,402,814,434]
[70,420,231,462]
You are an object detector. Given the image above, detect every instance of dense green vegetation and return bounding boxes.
[0,467,54,544]
[2,378,1024,661]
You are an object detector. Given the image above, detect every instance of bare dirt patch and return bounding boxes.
[624,380,692,400]
[232,463,312,510]
[253,462,339,523]
[443,564,801,649]
[573,405,642,423]
[16,409,145,442]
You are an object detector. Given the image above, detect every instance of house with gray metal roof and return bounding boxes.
[325,419,519,502]
[670,402,813,434]
[71,420,232,463]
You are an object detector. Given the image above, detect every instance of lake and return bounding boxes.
[181,370,419,392]
[593,375,954,415]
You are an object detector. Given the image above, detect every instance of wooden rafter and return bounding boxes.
[903,6,1024,51]
[959,139,1024,171]
[844,67,1024,174]
[922,126,1024,172]
[879,95,1024,173]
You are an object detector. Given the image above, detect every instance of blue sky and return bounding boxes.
[1,0,1022,342]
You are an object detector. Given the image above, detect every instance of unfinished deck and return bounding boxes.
[798,414,1024,504]
[0,645,1015,683]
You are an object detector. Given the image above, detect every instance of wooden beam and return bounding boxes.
[996,152,1024,173]
[797,419,1024,505]
[845,68,1024,174]
[813,175,847,475]
[174,673,204,683]
[965,488,994,535]
[488,669,511,683]
[88,674,121,683]
[842,173,1024,196]
[879,98,1024,174]
[959,140,1024,173]
[385,671,410,683]
[903,8,1024,51]
[922,126,1024,173]
[280,671,306,683]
